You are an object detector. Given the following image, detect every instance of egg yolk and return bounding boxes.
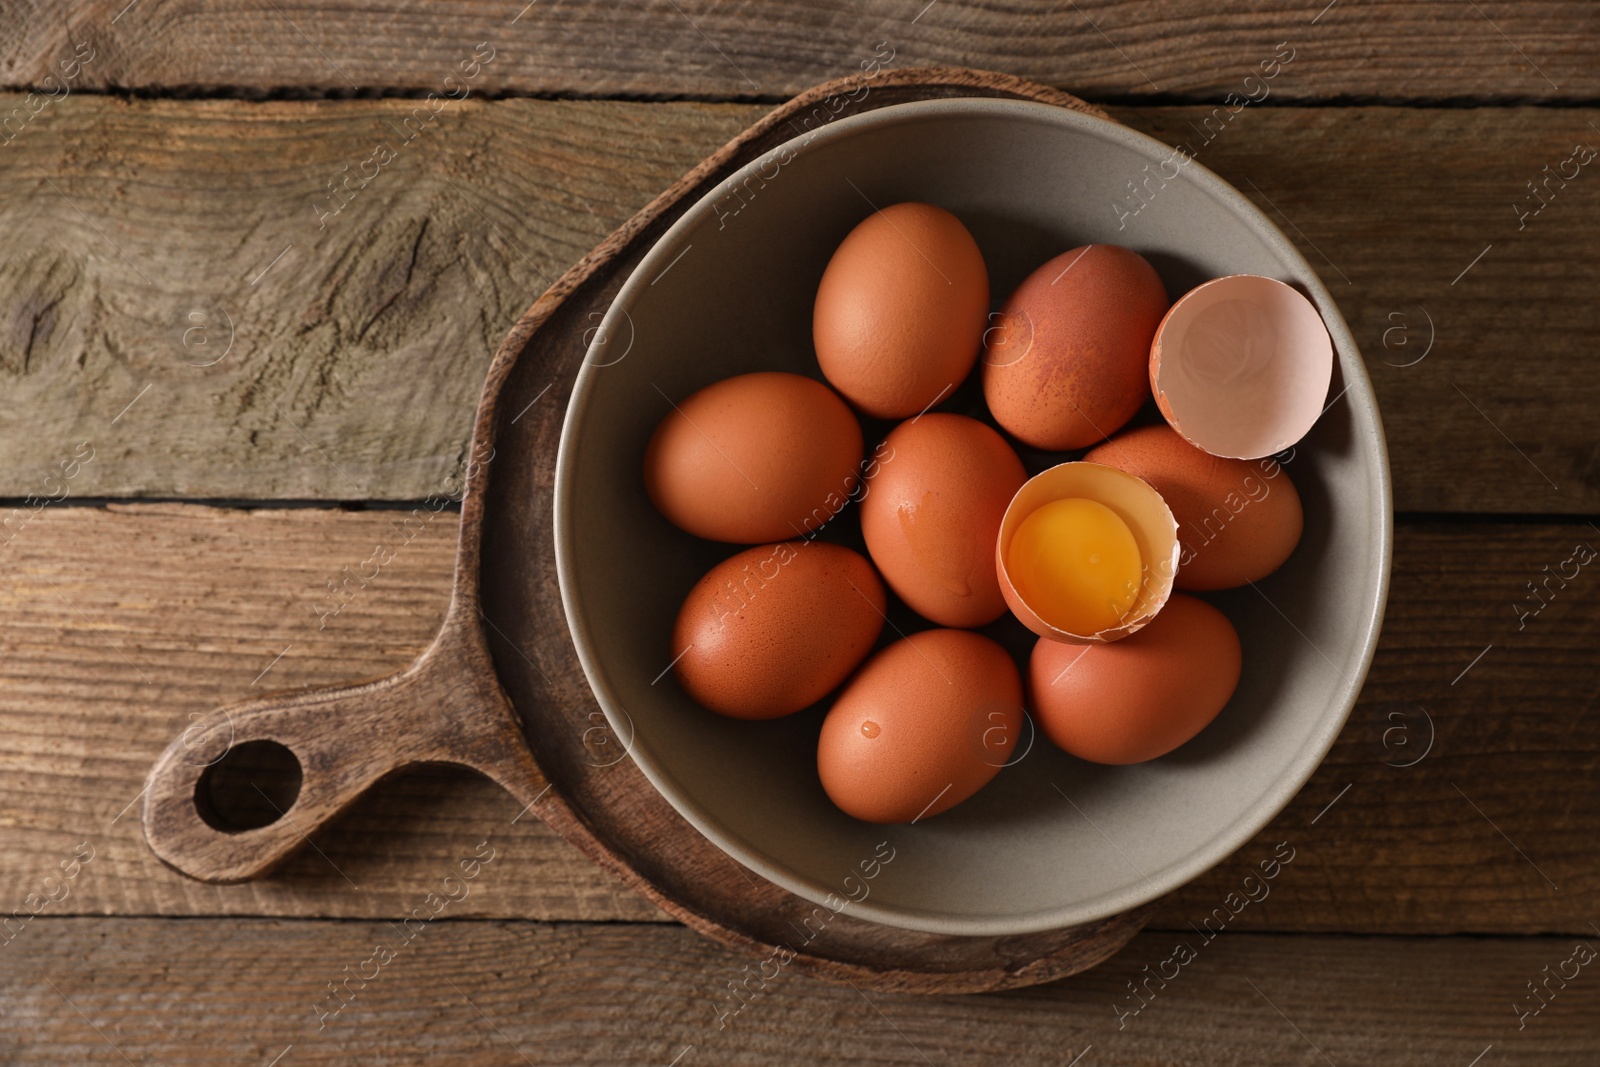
[1006,498,1143,634]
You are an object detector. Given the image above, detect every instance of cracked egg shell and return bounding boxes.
[995,461,1180,644]
[1150,274,1333,461]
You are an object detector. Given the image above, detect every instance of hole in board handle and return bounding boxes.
[194,740,304,833]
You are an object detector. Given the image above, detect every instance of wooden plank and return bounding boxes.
[3,919,1597,1064]
[0,504,1596,932]
[0,502,665,924]
[0,95,1595,510]
[4,1,1597,102]
[1154,105,1600,517]
[0,94,756,503]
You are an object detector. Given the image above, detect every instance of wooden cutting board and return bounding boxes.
[473,66,1151,994]
[143,66,1152,995]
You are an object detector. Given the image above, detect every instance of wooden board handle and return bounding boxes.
[142,626,542,883]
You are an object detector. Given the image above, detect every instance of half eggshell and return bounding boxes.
[1149,274,1333,461]
[995,461,1180,644]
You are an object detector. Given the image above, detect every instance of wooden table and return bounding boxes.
[2,2,1598,1062]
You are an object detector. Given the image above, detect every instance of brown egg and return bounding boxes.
[817,629,1022,823]
[1084,425,1303,591]
[813,203,989,419]
[644,372,864,543]
[982,244,1169,450]
[673,541,885,720]
[1030,594,1241,764]
[859,414,1026,628]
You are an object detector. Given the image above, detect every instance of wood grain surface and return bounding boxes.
[0,0,1596,1050]
[1,504,1594,934]
[0,95,754,502]
[0,94,1594,510]
[2,0,1595,103]
[4,919,1599,1064]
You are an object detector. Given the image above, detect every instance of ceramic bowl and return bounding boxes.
[554,97,1391,937]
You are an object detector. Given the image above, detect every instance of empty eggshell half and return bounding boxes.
[1150,275,1333,460]
[995,461,1180,644]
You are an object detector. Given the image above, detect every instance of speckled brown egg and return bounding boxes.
[813,203,989,419]
[860,414,1026,627]
[673,541,885,720]
[1084,424,1303,590]
[982,244,1169,450]
[817,629,1022,823]
[1030,593,1241,764]
[644,372,864,544]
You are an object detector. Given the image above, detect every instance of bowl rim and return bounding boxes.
[553,95,1393,937]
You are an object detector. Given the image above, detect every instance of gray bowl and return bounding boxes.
[554,98,1391,937]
